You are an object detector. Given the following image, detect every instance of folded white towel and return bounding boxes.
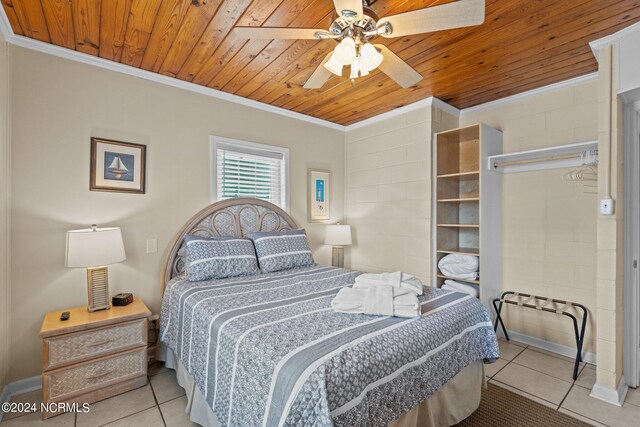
[354,271,424,295]
[442,279,479,297]
[331,285,420,318]
[438,254,479,277]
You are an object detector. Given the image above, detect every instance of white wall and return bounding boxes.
[0,31,10,392]
[9,47,346,381]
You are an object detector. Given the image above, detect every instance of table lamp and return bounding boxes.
[65,225,126,312]
[325,224,352,268]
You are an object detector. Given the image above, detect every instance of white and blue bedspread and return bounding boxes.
[160,265,499,427]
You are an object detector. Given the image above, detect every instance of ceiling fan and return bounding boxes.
[234,0,485,89]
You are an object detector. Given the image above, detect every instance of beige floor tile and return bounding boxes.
[558,408,608,427]
[625,386,640,407]
[562,384,640,427]
[151,371,186,404]
[76,384,155,427]
[148,362,170,377]
[575,364,597,390]
[102,407,164,427]
[526,346,582,364]
[0,411,74,426]
[489,380,557,410]
[484,358,508,379]
[498,340,527,361]
[160,396,199,427]
[512,348,578,381]
[2,390,43,421]
[493,362,573,405]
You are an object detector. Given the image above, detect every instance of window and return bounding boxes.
[211,137,289,210]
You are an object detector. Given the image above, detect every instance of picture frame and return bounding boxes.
[308,169,331,223]
[90,137,146,194]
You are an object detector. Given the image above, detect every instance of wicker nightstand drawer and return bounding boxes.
[43,319,146,371]
[43,347,146,402]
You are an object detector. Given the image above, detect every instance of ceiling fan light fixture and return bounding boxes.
[349,56,369,79]
[324,53,344,76]
[334,37,357,65]
[360,42,384,71]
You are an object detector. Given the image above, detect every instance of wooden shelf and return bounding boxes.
[436,171,480,179]
[437,247,480,256]
[437,224,480,228]
[437,275,480,285]
[437,198,480,203]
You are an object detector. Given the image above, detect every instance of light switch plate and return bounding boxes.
[600,198,614,215]
[146,238,158,254]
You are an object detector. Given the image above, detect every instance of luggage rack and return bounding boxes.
[492,291,588,380]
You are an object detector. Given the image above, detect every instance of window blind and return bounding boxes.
[216,143,286,208]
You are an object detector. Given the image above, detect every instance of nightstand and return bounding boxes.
[39,299,151,419]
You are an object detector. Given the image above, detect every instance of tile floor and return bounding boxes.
[2,339,640,426]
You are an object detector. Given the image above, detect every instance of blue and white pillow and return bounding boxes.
[248,228,315,273]
[184,235,259,282]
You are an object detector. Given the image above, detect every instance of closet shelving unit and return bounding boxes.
[432,124,503,315]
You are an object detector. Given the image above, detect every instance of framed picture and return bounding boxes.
[90,137,146,194]
[308,169,331,223]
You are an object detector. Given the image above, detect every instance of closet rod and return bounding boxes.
[493,152,581,168]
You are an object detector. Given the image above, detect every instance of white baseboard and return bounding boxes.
[590,377,628,406]
[0,376,41,422]
[503,329,597,365]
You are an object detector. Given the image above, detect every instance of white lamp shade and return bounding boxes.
[334,37,356,65]
[361,43,384,72]
[325,224,352,246]
[324,53,343,76]
[349,56,369,79]
[66,227,126,268]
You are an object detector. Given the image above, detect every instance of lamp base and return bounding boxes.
[86,266,111,312]
[331,246,345,268]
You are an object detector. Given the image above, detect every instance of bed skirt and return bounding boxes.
[159,344,485,427]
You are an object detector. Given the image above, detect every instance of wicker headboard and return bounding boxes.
[161,198,298,293]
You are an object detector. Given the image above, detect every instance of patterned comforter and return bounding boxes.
[160,265,499,427]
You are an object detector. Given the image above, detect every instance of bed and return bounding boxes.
[158,198,499,427]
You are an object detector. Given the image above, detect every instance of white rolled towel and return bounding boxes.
[442,279,479,298]
[438,254,479,278]
[331,285,420,318]
[354,271,424,295]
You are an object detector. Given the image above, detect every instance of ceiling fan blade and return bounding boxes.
[303,52,335,89]
[374,45,422,88]
[378,0,485,38]
[234,27,326,40]
[333,0,363,19]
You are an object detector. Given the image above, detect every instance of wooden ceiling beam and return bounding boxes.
[10,0,50,42]
[71,0,101,56]
[120,0,163,67]
[98,0,131,61]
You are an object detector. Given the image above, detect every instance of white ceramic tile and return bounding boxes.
[493,363,573,405]
[498,340,527,361]
[558,408,608,427]
[0,411,74,427]
[148,362,170,377]
[562,384,640,427]
[625,385,640,407]
[160,396,199,427]
[76,384,155,427]
[102,407,163,427]
[512,348,579,381]
[575,364,597,390]
[484,358,508,379]
[150,370,186,404]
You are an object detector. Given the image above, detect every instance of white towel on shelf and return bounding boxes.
[353,271,424,295]
[442,279,479,298]
[438,254,479,277]
[331,285,420,318]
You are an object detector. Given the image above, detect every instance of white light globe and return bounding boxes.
[349,56,369,79]
[361,43,384,72]
[334,37,356,65]
[323,53,343,76]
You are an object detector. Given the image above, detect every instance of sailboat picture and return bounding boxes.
[91,138,146,193]
[104,152,134,181]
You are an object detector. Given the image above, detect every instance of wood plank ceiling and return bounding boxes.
[2,0,639,125]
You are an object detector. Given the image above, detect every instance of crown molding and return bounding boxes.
[460,72,599,116]
[0,1,12,42]
[590,21,640,61]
